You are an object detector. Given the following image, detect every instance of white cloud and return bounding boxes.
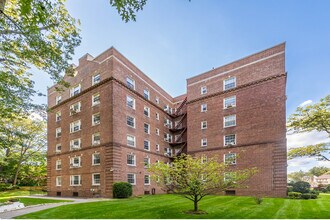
[299,100,313,107]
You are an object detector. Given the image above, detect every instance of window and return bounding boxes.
[70,84,81,97]
[70,120,81,133]
[156,128,160,136]
[201,86,207,95]
[92,74,101,85]
[92,93,100,106]
[224,153,237,165]
[224,172,236,182]
[224,115,236,128]
[127,154,136,166]
[126,77,135,89]
[156,144,160,152]
[70,156,81,168]
[144,89,150,100]
[127,135,136,147]
[201,104,207,112]
[92,113,100,126]
[56,176,62,186]
[155,97,160,104]
[70,102,81,115]
[55,144,61,153]
[56,128,61,138]
[156,113,159,120]
[201,138,207,147]
[144,123,150,134]
[201,121,207,129]
[127,116,135,128]
[92,153,100,165]
[70,138,81,150]
[144,106,150,117]
[224,134,236,146]
[201,155,208,164]
[126,96,135,109]
[144,175,150,185]
[56,160,62,170]
[92,173,101,185]
[70,175,81,186]
[164,133,172,142]
[144,140,150,151]
[56,111,61,122]
[164,147,172,157]
[56,96,62,105]
[144,157,150,168]
[224,96,236,109]
[224,77,236,90]
[127,173,136,185]
[92,133,100,145]
[164,118,172,128]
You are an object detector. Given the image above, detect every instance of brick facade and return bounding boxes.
[47,43,287,198]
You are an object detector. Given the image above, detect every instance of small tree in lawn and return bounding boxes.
[148,154,257,213]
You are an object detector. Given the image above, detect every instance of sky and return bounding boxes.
[31,0,330,173]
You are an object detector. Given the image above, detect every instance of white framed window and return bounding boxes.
[92,133,100,145]
[224,153,237,165]
[201,155,208,164]
[224,134,236,146]
[224,172,236,182]
[126,96,135,109]
[56,96,62,105]
[144,175,150,185]
[127,135,136,147]
[56,160,62,170]
[224,96,236,109]
[164,147,172,157]
[56,127,61,138]
[127,173,136,185]
[144,89,150,100]
[70,156,81,168]
[127,116,135,128]
[201,104,207,112]
[164,133,172,142]
[70,138,81,150]
[92,173,101,185]
[70,175,81,186]
[92,113,100,126]
[127,154,136,166]
[144,106,150,117]
[144,123,150,134]
[70,120,81,133]
[224,115,236,128]
[201,138,207,147]
[156,113,159,120]
[92,74,101,85]
[70,102,81,115]
[144,157,150,168]
[164,118,172,128]
[70,84,81,97]
[156,128,160,136]
[92,93,100,106]
[92,153,100,165]
[55,144,61,153]
[126,77,135,90]
[144,140,150,151]
[224,77,236,90]
[56,176,62,186]
[56,111,61,122]
[155,97,160,104]
[156,144,160,152]
[201,86,207,95]
[201,121,207,129]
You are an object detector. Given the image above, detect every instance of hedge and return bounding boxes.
[113,182,132,198]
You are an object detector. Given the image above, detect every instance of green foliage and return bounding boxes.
[109,0,147,22]
[254,196,263,205]
[301,193,312,200]
[113,182,132,198]
[288,192,302,199]
[291,181,311,194]
[0,183,19,191]
[308,166,330,177]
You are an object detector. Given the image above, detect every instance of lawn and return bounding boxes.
[17,193,330,219]
[0,187,46,198]
[0,197,73,206]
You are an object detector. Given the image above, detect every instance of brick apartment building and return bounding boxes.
[47,43,287,198]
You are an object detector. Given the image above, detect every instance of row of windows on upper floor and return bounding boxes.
[200,77,236,95]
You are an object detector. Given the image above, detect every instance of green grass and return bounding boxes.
[16,193,330,219]
[0,188,46,198]
[0,197,73,206]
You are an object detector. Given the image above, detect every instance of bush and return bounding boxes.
[301,193,312,199]
[0,184,19,191]
[113,182,132,198]
[310,190,320,196]
[254,196,263,205]
[292,181,311,193]
[288,192,302,199]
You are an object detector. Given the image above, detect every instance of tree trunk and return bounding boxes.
[194,197,198,211]
[13,163,22,186]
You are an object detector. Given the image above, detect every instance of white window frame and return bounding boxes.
[70,102,81,115]
[223,77,236,91]
[126,96,135,109]
[127,135,136,147]
[92,173,101,186]
[56,96,62,105]
[70,175,81,186]
[156,128,160,136]
[201,121,207,129]
[155,97,160,104]
[144,175,151,185]
[144,89,150,100]
[201,138,207,147]
[56,111,61,122]
[127,115,135,128]
[224,153,237,165]
[56,176,62,186]
[144,106,150,117]
[70,138,81,150]
[55,144,61,153]
[92,133,101,146]
[127,173,136,185]
[70,84,81,97]
[127,154,136,166]
[201,86,207,95]
[156,113,159,120]
[144,140,150,151]
[126,77,135,90]
[92,73,101,85]
[201,155,208,164]
[70,156,81,168]
[224,115,236,128]
[92,93,100,106]
[70,120,81,133]
[92,113,101,126]
[144,123,150,134]
[92,153,101,165]
[224,134,236,146]
[156,144,160,152]
[201,104,207,112]
[224,96,236,109]
[56,160,62,170]
[144,157,150,168]
[56,127,61,138]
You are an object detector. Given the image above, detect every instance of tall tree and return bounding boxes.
[148,154,257,213]
[308,166,330,177]
[287,95,330,161]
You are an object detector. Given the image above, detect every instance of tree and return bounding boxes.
[291,181,311,194]
[288,170,308,182]
[148,154,257,213]
[287,95,330,161]
[308,166,330,177]
[109,0,147,22]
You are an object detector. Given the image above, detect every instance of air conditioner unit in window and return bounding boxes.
[93,141,100,145]
[72,163,79,167]
[71,145,80,150]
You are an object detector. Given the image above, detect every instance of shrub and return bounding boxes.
[310,194,318,199]
[310,190,319,196]
[292,181,311,193]
[301,193,312,199]
[0,184,19,191]
[113,182,132,198]
[288,192,302,199]
[254,196,263,205]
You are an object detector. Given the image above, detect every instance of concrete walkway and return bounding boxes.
[0,195,111,219]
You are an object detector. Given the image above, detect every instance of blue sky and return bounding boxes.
[32,0,330,172]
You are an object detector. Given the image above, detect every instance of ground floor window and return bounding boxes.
[144,175,150,185]
[127,173,136,185]
[92,173,101,185]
